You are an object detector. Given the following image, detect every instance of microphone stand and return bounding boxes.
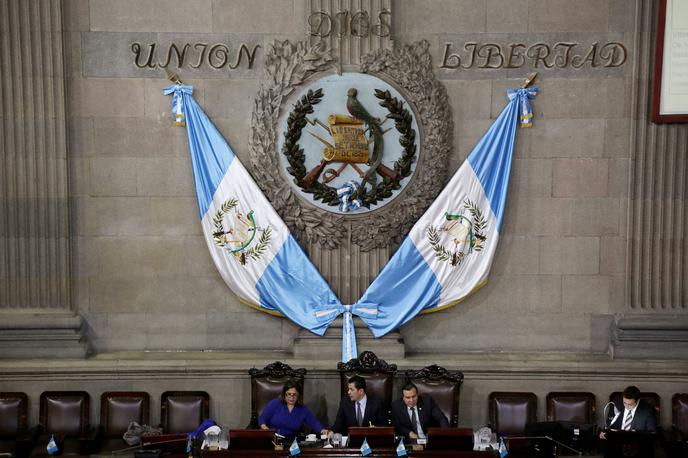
[504,435,583,457]
[602,401,615,428]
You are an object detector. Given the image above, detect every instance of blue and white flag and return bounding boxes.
[46,435,58,455]
[354,88,537,337]
[499,437,509,457]
[163,84,342,336]
[360,438,372,456]
[395,438,407,456]
[289,438,301,456]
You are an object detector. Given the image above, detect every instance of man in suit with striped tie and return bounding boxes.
[599,385,658,457]
[604,386,657,434]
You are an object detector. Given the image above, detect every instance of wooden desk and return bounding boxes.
[201,449,498,458]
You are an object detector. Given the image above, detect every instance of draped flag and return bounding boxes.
[163,84,344,337]
[354,88,537,337]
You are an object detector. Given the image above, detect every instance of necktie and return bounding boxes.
[356,401,363,426]
[622,410,634,430]
[410,407,419,434]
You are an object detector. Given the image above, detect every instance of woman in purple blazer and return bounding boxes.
[259,379,329,440]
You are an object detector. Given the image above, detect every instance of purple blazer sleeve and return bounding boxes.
[259,398,279,427]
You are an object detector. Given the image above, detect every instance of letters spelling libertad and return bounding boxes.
[440,41,628,69]
[131,42,261,70]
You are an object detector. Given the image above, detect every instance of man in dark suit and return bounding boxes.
[602,385,657,435]
[331,375,388,434]
[599,385,658,457]
[391,382,449,440]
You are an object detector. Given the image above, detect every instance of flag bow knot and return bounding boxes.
[315,304,378,362]
[337,181,362,212]
[163,84,194,126]
[507,87,538,128]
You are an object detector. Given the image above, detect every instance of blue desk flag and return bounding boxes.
[46,435,58,455]
[499,437,508,457]
[395,438,407,456]
[360,438,372,456]
[289,437,301,455]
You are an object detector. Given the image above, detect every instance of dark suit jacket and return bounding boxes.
[332,395,387,434]
[607,400,657,431]
[391,395,449,438]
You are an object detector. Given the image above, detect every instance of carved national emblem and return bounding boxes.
[250,40,453,251]
[212,198,272,265]
[427,199,487,266]
[281,79,418,213]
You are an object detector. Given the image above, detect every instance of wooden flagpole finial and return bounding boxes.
[165,68,183,84]
[521,72,538,88]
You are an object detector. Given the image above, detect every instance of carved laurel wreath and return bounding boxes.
[281,88,417,208]
[249,40,452,251]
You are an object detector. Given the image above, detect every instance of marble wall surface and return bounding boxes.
[0,0,685,406]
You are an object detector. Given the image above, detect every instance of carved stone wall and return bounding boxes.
[305,0,395,302]
[0,0,86,356]
[306,0,393,68]
[613,0,688,358]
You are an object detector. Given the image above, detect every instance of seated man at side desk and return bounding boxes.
[331,375,388,435]
[391,382,449,441]
[599,385,657,439]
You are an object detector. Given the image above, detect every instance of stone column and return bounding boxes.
[0,0,86,357]
[613,0,688,358]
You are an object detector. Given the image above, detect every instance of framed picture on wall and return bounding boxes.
[652,0,688,123]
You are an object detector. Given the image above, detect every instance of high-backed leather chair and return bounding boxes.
[673,393,688,438]
[489,392,537,437]
[32,391,91,456]
[546,392,596,423]
[0,392,34,458]
[609,391,660,419]
[98,392,150,451]
[160,391,209,434]
[338,351,397,411]
[248,361,307,428]
[668,393,688,457]
[405,365,463,426]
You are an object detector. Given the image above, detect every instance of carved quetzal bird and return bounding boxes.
[346,88,384,196]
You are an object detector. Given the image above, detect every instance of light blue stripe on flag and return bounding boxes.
[467,97,519,231]
[256,235,341,335]
[356,237,441,338]
[181,93,236,218]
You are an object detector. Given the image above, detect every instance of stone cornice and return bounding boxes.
[1,351,686,382]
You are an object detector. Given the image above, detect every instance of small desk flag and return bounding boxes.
[499,437,508,457]
[396,438,407,456]
[46,435,58,455]
[360,438,372,456]
[289,437,301,456]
